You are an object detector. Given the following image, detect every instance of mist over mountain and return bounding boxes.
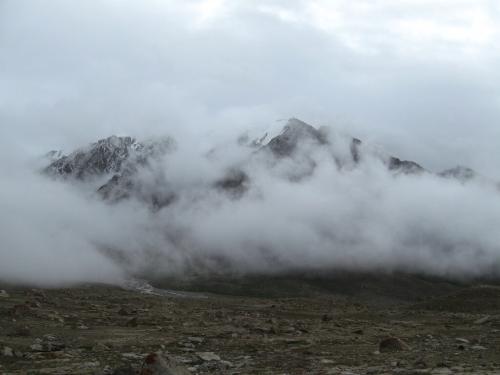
[1,1,500,289]
[42,118,429,213]
[1,118,496,286]
[43,118,491,208]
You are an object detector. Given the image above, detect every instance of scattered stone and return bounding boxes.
[30,343,43,351]
[30,335,65,352]
[118,307,135,316]
[2,282,500,374]
[322,314,333,322]
[180,341,194,349]
[435,362,451,369]
[28,300,41,308]
[471,345,487,350]
[9,304,31,317]
[93,342,110,351]
[140,352,191,375]
[125,316,138,327]
[7,325,31,337]
[284,338,304,344]
[30,289,47,299]
[2,347,13,357]
[197,352,221,361]
[47,312,65,323]
[82,361,100,368]
[111,365,136,375]
[431,368,452,375]
[365,366,384,374]
[414,358,428,369]
[474,316,490,325]
[220,360,234,368]
[121,353,143,360]
[320,359,335,364]
[378,336,409,352]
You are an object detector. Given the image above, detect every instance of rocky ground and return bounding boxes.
[1,275,500,374]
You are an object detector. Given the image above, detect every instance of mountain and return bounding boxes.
[263,118,426,176]
[438,166,476,182]
[43,118,481,208]
[44,135,176,208]
[45,136,137,179]
[388,156,425,174]
[265,118,327,157]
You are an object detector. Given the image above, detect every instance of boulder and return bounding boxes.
[140,352,191,375]
[378,336,409,352]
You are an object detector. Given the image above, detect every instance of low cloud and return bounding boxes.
[1,123,500,286]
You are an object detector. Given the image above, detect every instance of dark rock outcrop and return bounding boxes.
[215,169,249,198]
[266,118,327,157]
[379,336,409,352]
[388,156,425,174]
[439,166,476,182]
[350,137,362,164]
[45,136,136,179]
[45,136,176,208]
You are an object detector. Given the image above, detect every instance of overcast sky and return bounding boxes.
[1,0,499,177]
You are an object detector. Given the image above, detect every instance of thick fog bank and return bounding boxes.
[1,122,500,286]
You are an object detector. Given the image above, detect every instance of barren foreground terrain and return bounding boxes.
[1,274,500,374]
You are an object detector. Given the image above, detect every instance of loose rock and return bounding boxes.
[30,335,65,352]
[379,336,409,352]
[196,352,221,361]
[9,304,31,317]
[2,347,13,357]
[125,316,138,327]
[7,325,31,337]
[140,352,191,375]
[474,316,490,325]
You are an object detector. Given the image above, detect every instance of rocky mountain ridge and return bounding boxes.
[43,118,486,208]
